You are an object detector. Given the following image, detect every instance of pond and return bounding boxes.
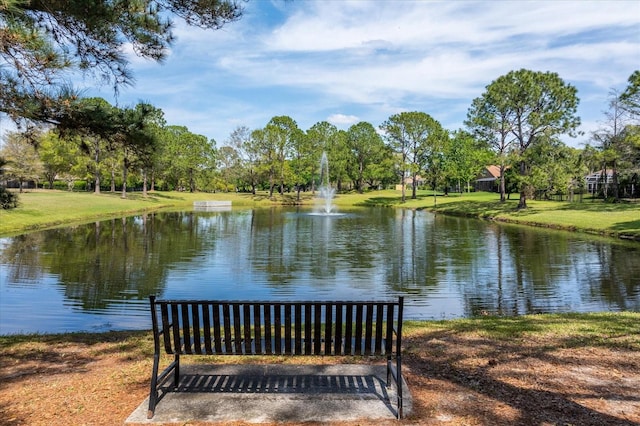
[1,206,639,334]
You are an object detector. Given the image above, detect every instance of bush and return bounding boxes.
[0,187,18,209]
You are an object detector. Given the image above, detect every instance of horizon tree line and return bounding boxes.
[1,68,639,211]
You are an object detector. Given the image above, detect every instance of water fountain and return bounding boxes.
[312,152,341,216]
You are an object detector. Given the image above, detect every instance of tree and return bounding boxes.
[0,131,44,192]
[113,103,159,198]
[523,136,575,200]
[306,121,337,193]
[160,126,215,192]
[228,125,259,194]
[216,145,241,191]
[620,70,640,119]
[38,131,84,190]
[466,85,517,202]
[1,0,243,129]
[447,130,492,194]
[265,116,299,196]
[381,111,443,201]
[466,69,580,208]
[590,91,628,201]
[0,156,19,209]
[289,127,312,202]
[421,130,450,205]
[346,122,385,193]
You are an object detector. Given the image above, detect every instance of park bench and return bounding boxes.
[147,295,405,419]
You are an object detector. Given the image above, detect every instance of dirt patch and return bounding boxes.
[0,327,638,425]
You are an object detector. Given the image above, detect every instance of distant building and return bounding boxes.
[395,175,424,191]
[585,170,614,194]
[475,165,502,192]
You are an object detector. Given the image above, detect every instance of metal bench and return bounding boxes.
[147,295,404,419]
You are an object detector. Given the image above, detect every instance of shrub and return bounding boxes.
[0,187,18,209]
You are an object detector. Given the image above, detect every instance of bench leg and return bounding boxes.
[147,352,161,419]
[174,353,180,389]
[396,355,403,419]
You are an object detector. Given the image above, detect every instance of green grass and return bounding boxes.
[404,311,640,350]
[1,188,639,240]
[2,312,637,352]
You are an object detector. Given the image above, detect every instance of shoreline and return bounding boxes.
[1,189,639,241]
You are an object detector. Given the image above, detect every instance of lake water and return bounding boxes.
[1,207,639,334]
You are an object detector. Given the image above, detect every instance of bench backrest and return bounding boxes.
[150,297,403,357]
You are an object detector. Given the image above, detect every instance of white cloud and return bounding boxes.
[75,0,637,147]
[327,114,359,126]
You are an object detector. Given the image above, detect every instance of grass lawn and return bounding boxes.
[1,189,639,239]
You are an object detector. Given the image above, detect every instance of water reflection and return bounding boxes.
[1,207,638,334]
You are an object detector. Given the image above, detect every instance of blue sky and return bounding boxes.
[7,0,640,148]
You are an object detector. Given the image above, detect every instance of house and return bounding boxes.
[475,165,502,192]
[585,170,614,194]
[395,175,424,191]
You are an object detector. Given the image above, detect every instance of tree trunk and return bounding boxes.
[110,169,116,192]
[121,162,128,199]
[411,172,417,199]
[94,173,100,194]
[517,191,527,209]
[612,160,619,202]
[142,170,148,197]
[517,160,527,209]
[498,164,506,202]
[94,143,100,194]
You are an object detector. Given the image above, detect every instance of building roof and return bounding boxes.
[485,165,502,178]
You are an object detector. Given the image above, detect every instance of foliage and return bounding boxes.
[446,130,493,193]
[380,111,444,201]
[466,69,580,208]
[0,130,44,192]
[1,0,243,130]
[346,121,386,193]
[588,79,640,201]
[159,125,215,192]
[304,121,337,191]
[0,156,19,209]
[620,70,640,118]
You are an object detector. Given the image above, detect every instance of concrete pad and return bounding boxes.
[126,364,411,424]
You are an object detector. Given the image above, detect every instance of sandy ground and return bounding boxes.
[1,328,638,425]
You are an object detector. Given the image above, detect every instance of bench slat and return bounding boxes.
[324,303,333,355]
[375,303,384,353]
[160,304,172,353]
[334,303,342,356]
[295,304,302,355]
[344,304,353,355]
[364,303,373,355]
[355,304,363,355]
[212,303,222,353]
[253,304,262,354]
[314,303,322,355]
[223,304,232,354]
[192,303,202,354]
[303,304,312,354]
[264,304,272,354]
[233,304,242,354]
[284,305,292,355]
[202,303,212,354]
[243,304,252,354]
[274,303,282,355]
